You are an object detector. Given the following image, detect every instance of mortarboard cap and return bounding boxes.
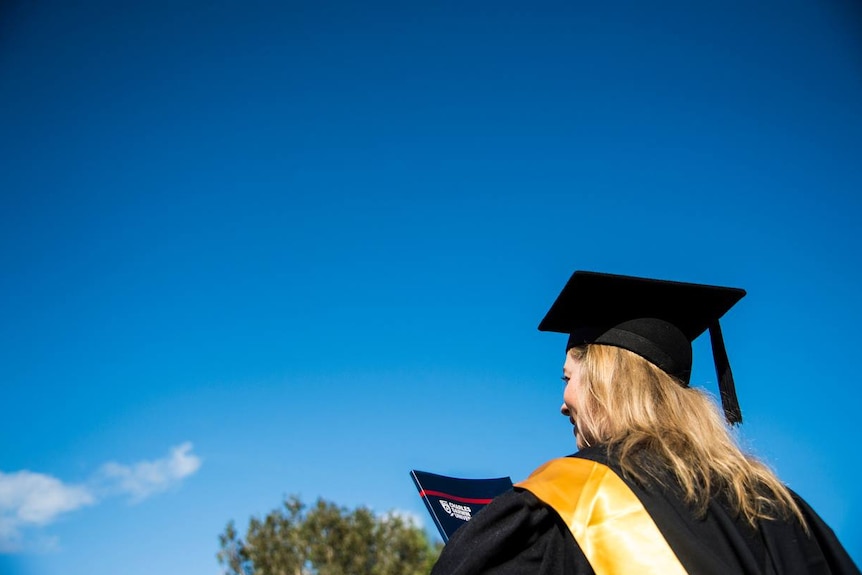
[538,271,746,424]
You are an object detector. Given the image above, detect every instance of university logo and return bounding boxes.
[439,499,473,521]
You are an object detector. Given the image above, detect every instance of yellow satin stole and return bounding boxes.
[516,457,688,575]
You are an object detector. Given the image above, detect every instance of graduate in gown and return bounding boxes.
[432,271,859,575]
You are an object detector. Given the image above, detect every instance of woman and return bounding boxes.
[431,271,859,574]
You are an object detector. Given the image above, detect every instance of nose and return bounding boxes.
[560,402,570,417]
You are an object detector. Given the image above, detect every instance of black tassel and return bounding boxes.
[709,321,742,425]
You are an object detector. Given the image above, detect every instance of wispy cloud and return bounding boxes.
[0,471,94,553]
[98,442,202,502]
[0,443,201,552]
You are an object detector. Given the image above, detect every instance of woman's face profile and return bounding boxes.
[560,353,586,447]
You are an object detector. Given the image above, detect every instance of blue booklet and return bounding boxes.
[410,469,513,541]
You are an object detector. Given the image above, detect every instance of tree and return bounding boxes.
[217,495,442,575]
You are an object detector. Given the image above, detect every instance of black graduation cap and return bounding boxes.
[538,271,747,424]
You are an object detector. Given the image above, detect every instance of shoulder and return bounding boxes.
[515,450,622,519]
[760,491,861,575]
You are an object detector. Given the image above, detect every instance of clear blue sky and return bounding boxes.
[2,1,861,574]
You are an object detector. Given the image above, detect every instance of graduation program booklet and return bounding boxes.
[410,469,513,542]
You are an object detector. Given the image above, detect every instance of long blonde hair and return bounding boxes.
[570,344,804,527]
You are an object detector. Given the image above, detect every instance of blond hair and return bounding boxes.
[570,344,804,527]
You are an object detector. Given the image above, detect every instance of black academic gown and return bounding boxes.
[431,447,859,575]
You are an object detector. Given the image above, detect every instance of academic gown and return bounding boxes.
[431,446,859,575]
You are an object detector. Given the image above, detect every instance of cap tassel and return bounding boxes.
[709,321,742,425]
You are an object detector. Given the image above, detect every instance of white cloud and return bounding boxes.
[0,442,201,552]
[0,471,95,552]
[99,442,202,502]
[0,470,94,525]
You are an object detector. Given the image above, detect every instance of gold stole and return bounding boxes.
[516,457,688,575]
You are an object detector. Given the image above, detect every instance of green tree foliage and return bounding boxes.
[217,495,442,575]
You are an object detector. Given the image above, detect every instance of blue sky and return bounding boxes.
[1,1,861,574]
